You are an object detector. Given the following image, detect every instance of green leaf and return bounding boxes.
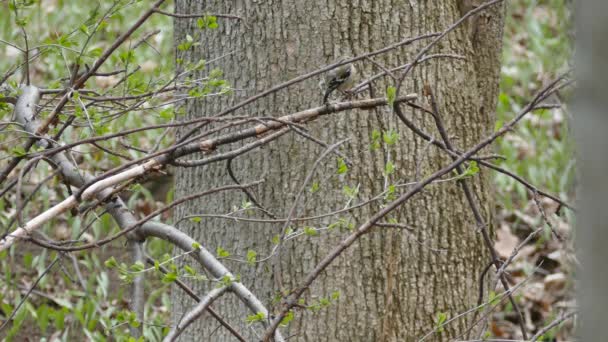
[382,130,399,146]
[15,17,29,27]
[386,86,397,106]
[104,256,118,269]
[162,272,178,283]
[53,308,65,330]
[11,146,26,157]
[79,24,90,35]
[191,242,201,250]
[494,119,504,132]
[197,17,205,29]
[488,290,501,306]
[241,200,253,210]
[342,185,358,199]
[246,250,257,265]
[331,291,341,300]
[280,311,294,327]
[310,181,320,193]
[129,261,145,272]
[245,312,266,324]
[336,158,348,174]
[159,108,174,120]
[385,184,396,201]
[219,275,234,287]
[370,129,381,150]
[303,226,318,236]
[37,305,49,333]
[184,265,196,276]
[88,47,103,58]
[216,246,231,258]
[206,16,218,29]
[435,312,448,333]
[23,253,33,268]
[461,161,480,178]
[384,160,395,175]
[190,216,202,223]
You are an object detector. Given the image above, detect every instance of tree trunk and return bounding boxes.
[173,1,504,341]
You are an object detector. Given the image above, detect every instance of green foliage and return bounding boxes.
[245,312,266,324]
[216,246,231,258]
[306,290,341,312]
[459,161,480,179]
[382,130,399,146]
[434,311,448,333]
[246,250,257,265]
[197,15,218,30]
[386,86,396,106]
[336,157,348,174]
[495,0,573,207]
[370,129,382,150]
[280,311,294,327]
[303,226,318,236]
[342,185,358,199]
[309,181,320,193]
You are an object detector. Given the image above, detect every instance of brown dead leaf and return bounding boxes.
[495,224,520,259]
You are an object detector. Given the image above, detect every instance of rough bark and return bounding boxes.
[173,1,504,341]
[575,0,608,341]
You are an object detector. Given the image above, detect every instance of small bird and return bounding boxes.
[319,57,356,104]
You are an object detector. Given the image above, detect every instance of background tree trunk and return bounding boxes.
[575,0,608,341]
[173,1,505,340]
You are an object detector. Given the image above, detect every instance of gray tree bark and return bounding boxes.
[575,1,608,341]
[173,1,505,341]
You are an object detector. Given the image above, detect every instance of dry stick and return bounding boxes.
[172,126,291,167]
[140,221,285,342]
[0,257,59,332]
[9,95,416,249]
[351,54,466,94]
[395,101,573,211]
[25,181,263,252]
[227,158,278,219]
[3,169,59,232]
[394,0,504,95]
[164,286,230,341]
[532,190,563,240]
[459,265,548,342]
[419,272,534,342]
[529,311,577,341]
[132,29,161,50]
[424,88,527,339]
[273,139,349,290]
[259,74,569,341]
[496,226,544,279]
[289,126,353,166]
[15,156,46,227]
[153,8,244,21]
[0,0,167,186]
[129,241,146,338]
[144,255,248,342]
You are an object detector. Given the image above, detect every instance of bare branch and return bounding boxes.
[163,286,230,341]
